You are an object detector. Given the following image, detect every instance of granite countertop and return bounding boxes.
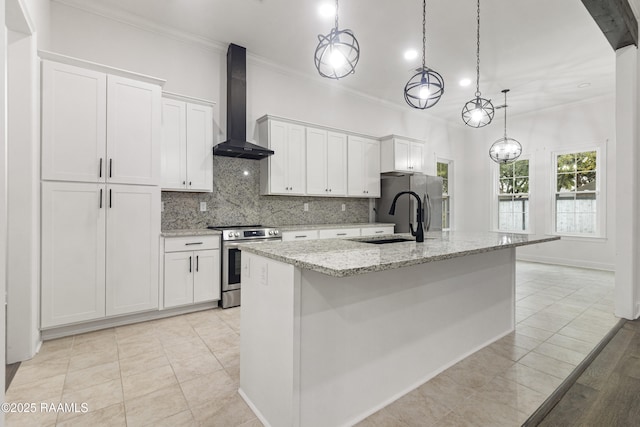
[239,231,560,277]
[161,229,222,237]
[277,223,394,231]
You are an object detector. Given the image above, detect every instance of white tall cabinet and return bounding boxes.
[161,93,214,192]
[40,54,164,329]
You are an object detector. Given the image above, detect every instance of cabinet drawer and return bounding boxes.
[281,230,319,241]
[360,226,395,236]
[164,235,220,252]
[318,228,361,239]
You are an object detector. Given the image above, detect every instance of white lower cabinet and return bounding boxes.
[163,235,220,308]
[360,226,395,236]
[281,230,319,241]
[41,181,160,328]
[318,228,361,239]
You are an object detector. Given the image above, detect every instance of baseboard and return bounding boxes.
[516,254,614,272]
[238,388,272,427]
[40,301,218,340]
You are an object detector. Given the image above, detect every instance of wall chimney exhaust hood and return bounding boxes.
[214,44,274,160]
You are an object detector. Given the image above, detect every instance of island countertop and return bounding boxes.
[239,231,560,277]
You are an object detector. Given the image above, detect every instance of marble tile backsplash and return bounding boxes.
[161,157,371,230]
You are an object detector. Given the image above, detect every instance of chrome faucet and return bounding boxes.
[388,191,424,243]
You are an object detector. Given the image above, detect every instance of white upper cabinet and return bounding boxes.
[42,61,107,183]
[107,75,161,185]
[306,127,347,196]
[259,117,306,195]
[380,135,425,174]
[161,95,214,192]
[348,135,381,197]
[41,58,162,186]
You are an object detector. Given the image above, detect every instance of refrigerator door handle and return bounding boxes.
[425,193,432,232]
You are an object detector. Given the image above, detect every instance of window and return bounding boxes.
[554,150,599,235]
[497,159,529,232]
[437,160,451,230]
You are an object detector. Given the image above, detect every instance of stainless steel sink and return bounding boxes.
[359,238,415,244]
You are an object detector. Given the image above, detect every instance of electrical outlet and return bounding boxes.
[200,202,207,212]
[304,203,309,212]
[161,202,165,212]
[341,204,346,212]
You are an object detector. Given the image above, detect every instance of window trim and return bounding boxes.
[491,155,534,234]
[550,145,606,238]
[436,157,453,231]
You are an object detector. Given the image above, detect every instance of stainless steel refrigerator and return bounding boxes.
[376,174,444,232]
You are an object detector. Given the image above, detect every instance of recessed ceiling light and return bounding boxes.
[578,82,591,88]
[318,3,336,18]
[404,49,418,60]
[459,78,472,87]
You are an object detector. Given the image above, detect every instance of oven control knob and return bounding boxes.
[274,230,279,235]
[234,232,240,237]
[268,230,273,235]
[228,232,234,238]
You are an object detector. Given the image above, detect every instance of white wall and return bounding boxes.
[1,0,8,416]
[456,95,616,270]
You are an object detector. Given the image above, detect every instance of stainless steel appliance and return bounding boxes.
[207,225,281,308]
[376,174,444,233]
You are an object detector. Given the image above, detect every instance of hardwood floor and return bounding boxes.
[538,319,640,426]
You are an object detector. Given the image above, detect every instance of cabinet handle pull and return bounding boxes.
[189,256,192,273]
[185,242,203,246]
[109,189,112,208]
[295,235,307,238]
[337,233,347,236]
[189,181,192,186]
[196,255,199,272]
[183,181,186,185]
[109,159,112,178]
[99,188,103,208]
[375,230,384,234]
[99,158,102,178]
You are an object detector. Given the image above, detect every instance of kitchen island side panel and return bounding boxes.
[239,252,301,427]
[297,248,515,427]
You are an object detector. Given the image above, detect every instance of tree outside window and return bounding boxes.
[498,159,529,232]
[437,161,451,230]
[555,151,597,234]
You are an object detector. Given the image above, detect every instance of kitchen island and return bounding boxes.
[238,232,559,427]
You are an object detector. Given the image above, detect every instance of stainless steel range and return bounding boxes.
[207,225,281,308]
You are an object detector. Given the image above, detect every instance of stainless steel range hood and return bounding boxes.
[213,44,274,160]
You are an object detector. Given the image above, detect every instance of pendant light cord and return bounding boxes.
[422,0,426,69]
[335,0,339,29]
[475,0,481,97]
[503,90,508,139]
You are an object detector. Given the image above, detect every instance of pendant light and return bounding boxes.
[314,0,360,79]
[461,0,494,127]
[489,89,522,164]
[404,0,444,109]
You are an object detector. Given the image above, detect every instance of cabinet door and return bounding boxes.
[306,127,328,196]
[106,184,160,316]
[326,131,347,196]
[186,103,214,191]
[347,136,364,197]
[41,182,106,327]
[164,252,194,308]
[410,142,424,172]
[42,61,106,183]
[394,139,411,171]
[268,120,288,193]
[364,139,381,197]
[107,75,161,185]
[287,124,306,195]
[193,249,221,303]
[161,99,187,190]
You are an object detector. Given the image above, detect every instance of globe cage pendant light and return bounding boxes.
[461,0,494,127]
[314,0,360,79]
[404,0,444,109]
[489,89,522,164]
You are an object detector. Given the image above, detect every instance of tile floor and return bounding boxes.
[6,261,616,427]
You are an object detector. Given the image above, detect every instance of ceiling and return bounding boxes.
[58,0,616,124]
